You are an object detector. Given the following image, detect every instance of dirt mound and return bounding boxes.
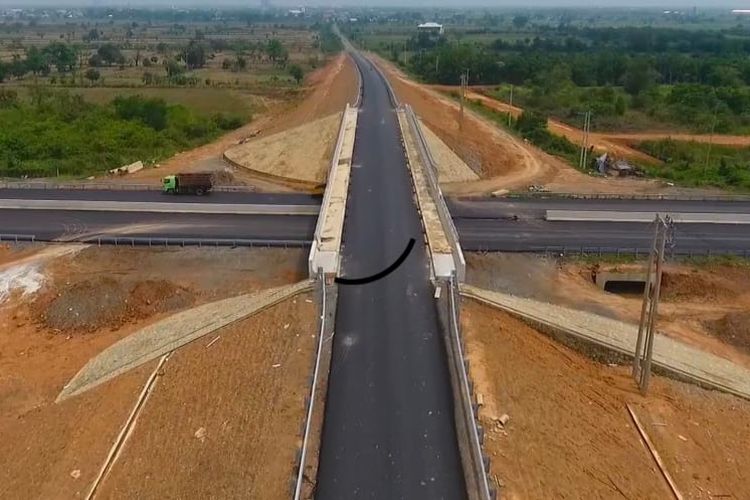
[661,271,735,302]
[705,311,750,353]
[129,280,194,316]
[36,278,194,333]
[212,169,247,186]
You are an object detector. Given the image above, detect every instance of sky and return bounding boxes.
[0,0,746,8]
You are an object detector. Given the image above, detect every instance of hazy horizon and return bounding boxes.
[0,0,748,9]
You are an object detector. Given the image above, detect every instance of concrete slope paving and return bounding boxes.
[57,280,312,401]
[462,284,750,400]
[315,52,466,498]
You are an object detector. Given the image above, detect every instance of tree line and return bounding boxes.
[0,36,300,85]
[0,89,245,177]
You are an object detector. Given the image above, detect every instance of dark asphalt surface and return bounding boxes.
[457,219,750,253]
[447,197,750,219]
[2,209,749,255]
[0,188,321,205]
[2,201,749,255]
[0,209,315,242]
[315,53,467,499]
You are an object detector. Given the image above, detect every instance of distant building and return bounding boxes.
[417,22,444,36]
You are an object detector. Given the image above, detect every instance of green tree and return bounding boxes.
[165,59,185,78]
[97,43,124,66]
[25,46,49,75]
[10,55,27,78]
[42,42,77,73]
[235,55,247,71]
[265,38,288,66]
[113,95,169,131]
[289,64,304,84]
[84,28,99,42]
[614,95,627,116]
[84,68,100,83]
[623,60,655,96]
[0,89,18,107]
[184,40,207,69]
[512,16,529,29]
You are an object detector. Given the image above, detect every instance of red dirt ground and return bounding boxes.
[463,301,750,499]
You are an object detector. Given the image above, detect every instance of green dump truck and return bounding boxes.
[162,173,214,195]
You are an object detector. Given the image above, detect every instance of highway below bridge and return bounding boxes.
[2,191,750,255]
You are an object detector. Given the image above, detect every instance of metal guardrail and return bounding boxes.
[294,271,327,500]
[0,234,36,243]
[0,181,256,193]
[89,237,310,248]
[0,236,309,248]
[446,276,494,500]
[351,52,363,108]
[404,105,466,282]
[463,245,750,259]
[502,191,750,202]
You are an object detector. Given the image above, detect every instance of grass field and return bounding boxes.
[3,84,260,117]
[635,140,750,190]
[72,87,258,116]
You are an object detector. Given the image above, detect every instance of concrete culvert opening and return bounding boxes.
[603,280,646,295]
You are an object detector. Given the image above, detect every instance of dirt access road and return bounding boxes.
[114,53,359,191]
[0,245,314,499]
[464,301,750,499]
[372,55,725,197]
[446,86,750,163]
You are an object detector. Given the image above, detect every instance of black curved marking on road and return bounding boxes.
[335,238,416,285]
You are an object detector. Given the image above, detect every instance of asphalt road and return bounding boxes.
[0,188,321,205]
[315,52,467,499]
[457,219,750,254]
[447,197,750,219]
[0,209,316,243]
[2,195,749,255]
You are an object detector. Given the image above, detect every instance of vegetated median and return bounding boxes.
[0,87,247,178]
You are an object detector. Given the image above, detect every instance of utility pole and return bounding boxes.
[508,84,514,127]
[633,215,673,395]
[584,111,592,169]
[578,111,592,170]
[459,70,468,132]
[704,105,718,175]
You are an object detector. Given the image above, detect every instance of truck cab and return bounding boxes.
[162,175,178,194]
